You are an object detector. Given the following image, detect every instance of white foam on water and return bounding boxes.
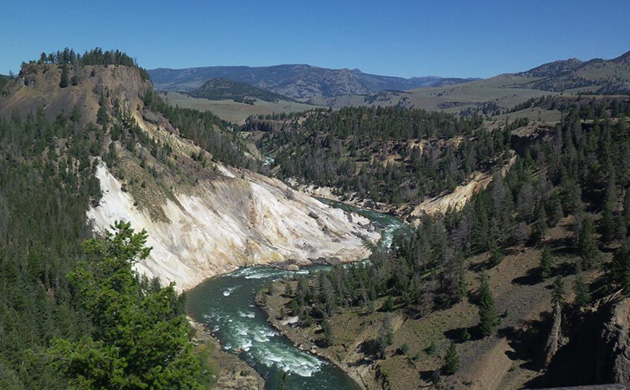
[255,346,324,377]
[229,267,286,279]
[239,310,255,318]
[245,270,284,279]
[223,286,239,296]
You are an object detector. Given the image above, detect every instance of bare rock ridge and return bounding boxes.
[1,62,380,291]
[536,296,630,387]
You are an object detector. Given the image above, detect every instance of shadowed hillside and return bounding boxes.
[190,78,292,103]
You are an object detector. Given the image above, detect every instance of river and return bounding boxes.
[186,202,404,390]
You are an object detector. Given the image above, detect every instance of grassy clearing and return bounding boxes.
[161,92,319,124]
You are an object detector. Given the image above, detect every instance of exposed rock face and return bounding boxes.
[600,297,630,383]
[545,301,563,365]
[88,161,379,291]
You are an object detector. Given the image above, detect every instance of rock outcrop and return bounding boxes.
[599,297,630,383]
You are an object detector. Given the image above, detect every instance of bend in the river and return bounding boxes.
[186,201,404,390]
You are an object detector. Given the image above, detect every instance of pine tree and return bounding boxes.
[573,271,591,306]
[97,92,108,125]
[611,243,630,294]
[489,242,504,266]
[321,318,334,347]
[47,222,202,390]
[443,342,459,375]
[540,246,554,280]
[59,63,69,88]
[532,205,548,243]
[478,275,499,337]
[552,276,566,305]
[579,216,601,270]
[623,190,630,229]
[382,295,394,312]
[601,170,618,243]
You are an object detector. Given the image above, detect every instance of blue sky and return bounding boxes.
[1,0,628,78]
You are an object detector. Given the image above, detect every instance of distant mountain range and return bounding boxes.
[148,65,477,100]
[513,50,630,94]
[304,50,630,112]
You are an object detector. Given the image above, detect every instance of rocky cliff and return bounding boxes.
[599,297,630,383]
[88,157,378,291]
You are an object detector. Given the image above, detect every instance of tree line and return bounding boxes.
[31,48,150,81]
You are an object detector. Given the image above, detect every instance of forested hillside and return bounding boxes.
[251,107,510,205]
[190,78,291,103]
[262,97,630,389]
[0,111,102,389]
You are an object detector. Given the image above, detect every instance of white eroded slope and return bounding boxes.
[88,162,379,291]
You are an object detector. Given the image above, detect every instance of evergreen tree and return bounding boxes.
[552,276,566,305]
[321,318,334,347]
[579,216,601,269]
[601,173,617,244]
[623,189,630,229]
[573,271,591,306]
[532,204,549,243]
[489,242,504,266]
[611,243,630,294]
[59,64,69,88]
[540,246,554,280]
[443,342,459,375]
[382,295,394,312]
[97,93,109,125]
[46,222,202,390]
[478,275,499,337]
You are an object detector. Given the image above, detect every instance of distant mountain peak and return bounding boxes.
[613,50,630,64]
[512,50,630,94]
[520,57,583,78]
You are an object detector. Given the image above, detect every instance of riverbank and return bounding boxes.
[255,282,380,390]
